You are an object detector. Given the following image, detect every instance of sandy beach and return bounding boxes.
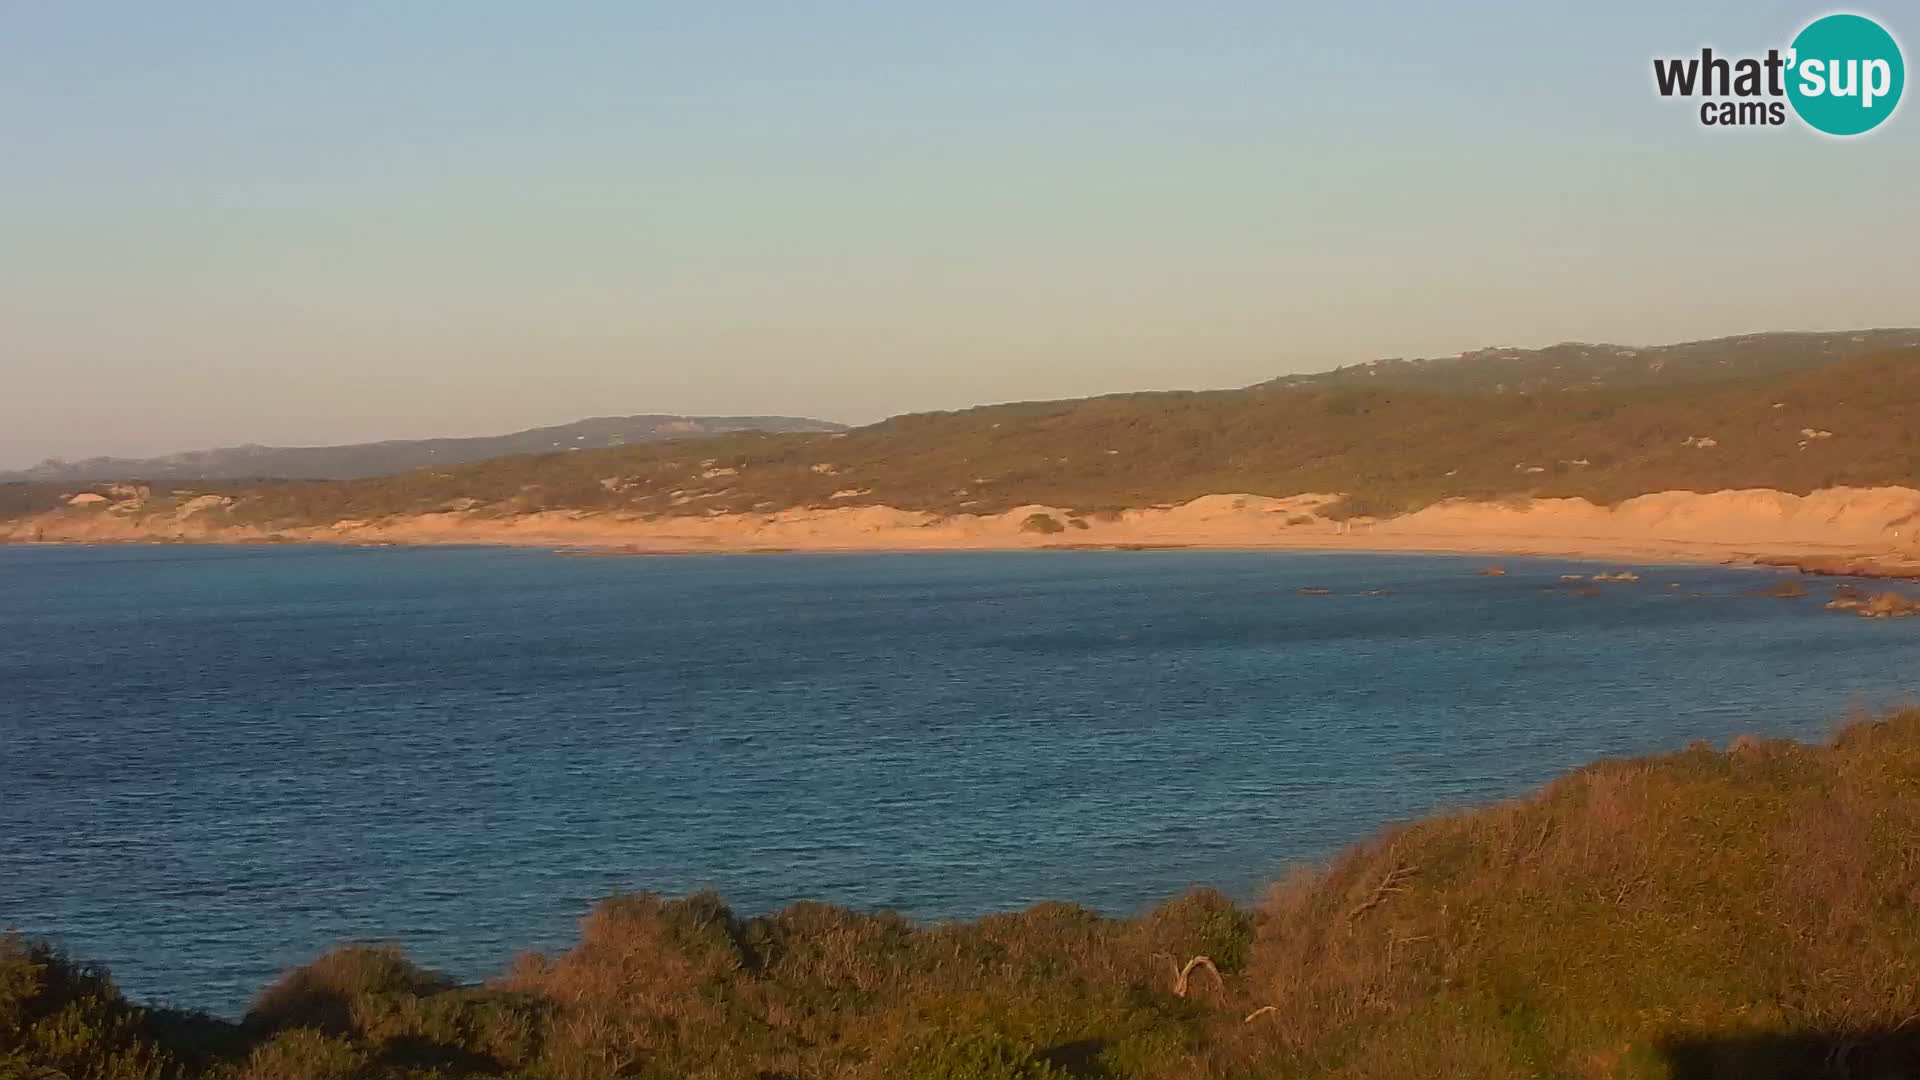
[9,486,1920,575]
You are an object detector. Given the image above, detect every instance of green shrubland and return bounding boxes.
[11,345,1920,529]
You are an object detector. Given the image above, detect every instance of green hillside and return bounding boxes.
[8,710,1920,1080]
[1265,328,1920,395]
[6,339,1920,528]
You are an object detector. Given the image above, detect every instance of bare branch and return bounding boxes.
[1347,862,1419,921]
[1174,954,1223,997]
[1153,952,1224,997]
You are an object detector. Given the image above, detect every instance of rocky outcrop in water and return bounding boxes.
[1826,585,1920,618]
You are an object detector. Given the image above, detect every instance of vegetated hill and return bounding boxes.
[1268,328,1920,395]
[0,414,847,483]
[8,710,1920,1080]
[11,330,1905,492]
[10,344,1913,527]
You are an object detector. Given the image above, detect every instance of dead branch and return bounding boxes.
[1153,952,1224,997]
[1244,1004,1278,1023]
[1385,933,1432,971]
[1346,862,1419,921]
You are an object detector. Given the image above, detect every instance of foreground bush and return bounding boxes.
[7,710,1920,1078]
[0,936,173,1080]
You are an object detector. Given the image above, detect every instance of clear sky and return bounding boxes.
[2,2,1915,467]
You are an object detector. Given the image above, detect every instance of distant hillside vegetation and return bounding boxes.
[5,332,1918,526]
[7,710,1920,1080]
[0,415,847,483]
[1267,328,1920,395]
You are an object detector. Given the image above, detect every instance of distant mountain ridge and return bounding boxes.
[1266,328,1920,394]
[2,415,848,483]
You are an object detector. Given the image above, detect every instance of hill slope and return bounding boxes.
[1267,328,1920,395]
[8,710,1920,1080]
[5,334,1920,535]
[0,414,847,483]
[9,344,1914,530]
[9,330,1913,491]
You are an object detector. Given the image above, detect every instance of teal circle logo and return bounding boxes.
[1787,13,1904,135]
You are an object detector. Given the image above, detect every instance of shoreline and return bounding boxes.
[0,528,1863,568]
[6,485,1920,575]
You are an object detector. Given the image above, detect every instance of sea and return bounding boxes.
[1,543,1915,1013]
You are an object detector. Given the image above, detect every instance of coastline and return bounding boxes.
[6,485,1920,575]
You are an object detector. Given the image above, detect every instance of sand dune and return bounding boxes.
[9,486,1920,571]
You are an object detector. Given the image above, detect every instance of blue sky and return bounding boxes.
[2,2,1915,465]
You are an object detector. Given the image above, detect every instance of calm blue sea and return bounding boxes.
[1,544,1915,1013]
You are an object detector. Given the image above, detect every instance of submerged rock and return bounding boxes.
[1826,587,1920,618]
